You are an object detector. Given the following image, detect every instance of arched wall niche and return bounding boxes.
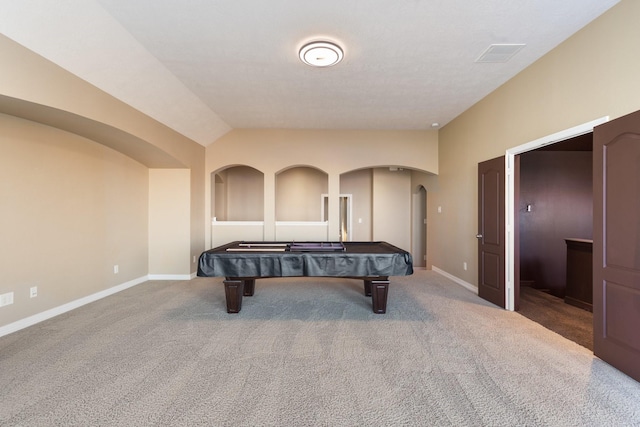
[274,164,328,175]
[275,165,328,222]
[206,160,437,255]
[337,165,432,175]
[211,165,264,221]
[337,166,435,262]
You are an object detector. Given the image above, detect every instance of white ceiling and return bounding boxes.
[0,0,620,146]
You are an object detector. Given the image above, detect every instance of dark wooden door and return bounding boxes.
[478,156,506,308]
[593,111,640,382]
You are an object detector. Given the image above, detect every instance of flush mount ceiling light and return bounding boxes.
[299,41,344,67]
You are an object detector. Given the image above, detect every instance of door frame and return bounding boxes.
[503,117,608,311]
[321,193,353,241]
[412,185,427,268]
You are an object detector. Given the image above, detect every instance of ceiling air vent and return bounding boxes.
[476,44,526,63]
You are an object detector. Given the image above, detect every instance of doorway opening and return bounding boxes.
[412,186,427,268]
[505,117,607,310]
[321,194,353,242]
[505,117,607,350]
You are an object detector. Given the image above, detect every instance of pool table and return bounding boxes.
[197,241,413,314]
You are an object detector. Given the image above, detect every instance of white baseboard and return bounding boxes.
[148,274,193,280]
[432,266,478,294]
[0,275,148,339]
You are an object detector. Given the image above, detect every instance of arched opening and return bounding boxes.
[412,185,427,268]
[210,165,265,247]
[274,166,329,241]
[275,166,328,221]
[211,166,264,221]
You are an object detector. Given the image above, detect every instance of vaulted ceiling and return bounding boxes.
[0,0,619,146]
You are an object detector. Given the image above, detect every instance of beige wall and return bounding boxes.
[224,167,264,221]
[148,169,191,277]
[205,129,439,245]
[372,168,412,250]
[0,34,206,275]
[276,167,328,221]
[213,171,228,221]
[0,113,148,326]
[207,129,439,176]
[0,34,205,331]
[340,169,373,241]
[433,0,640,285]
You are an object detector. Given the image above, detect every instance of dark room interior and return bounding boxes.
[517,133,594,350]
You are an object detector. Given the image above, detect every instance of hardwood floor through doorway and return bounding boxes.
[518,285,593,351]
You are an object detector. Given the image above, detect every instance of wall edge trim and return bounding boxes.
[432,266,478,294]
[148,274,192,280]
[0,275,148,339]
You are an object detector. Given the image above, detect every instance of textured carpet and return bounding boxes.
[1,271,639,426]
[518,285,593,351]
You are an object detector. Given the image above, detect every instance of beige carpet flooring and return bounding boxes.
[1,271,639,426]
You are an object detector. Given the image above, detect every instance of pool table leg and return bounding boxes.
[224,279,244,313]
[369,279,389,314]
[364,280,372,296]
[243,279,255,296]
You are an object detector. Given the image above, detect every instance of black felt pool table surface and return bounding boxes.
[197,241,413,278]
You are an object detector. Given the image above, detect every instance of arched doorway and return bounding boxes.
[412,185,427,268]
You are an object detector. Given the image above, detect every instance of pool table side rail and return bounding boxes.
[197,241,413,278]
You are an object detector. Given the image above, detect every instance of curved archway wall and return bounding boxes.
[0,34,206,331]
[205,129,438,253]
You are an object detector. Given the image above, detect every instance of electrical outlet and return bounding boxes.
[193,255,196,263]
[113,265,119,274]
[30,286,38,298]
[0,292,14,307]
[463,262,468,271]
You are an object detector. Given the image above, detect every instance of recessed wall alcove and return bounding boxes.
[274,166,330,241]
[212,165,264,221]
[211,165,265,247]
[275,166,328,221]
[209,163,431,267]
